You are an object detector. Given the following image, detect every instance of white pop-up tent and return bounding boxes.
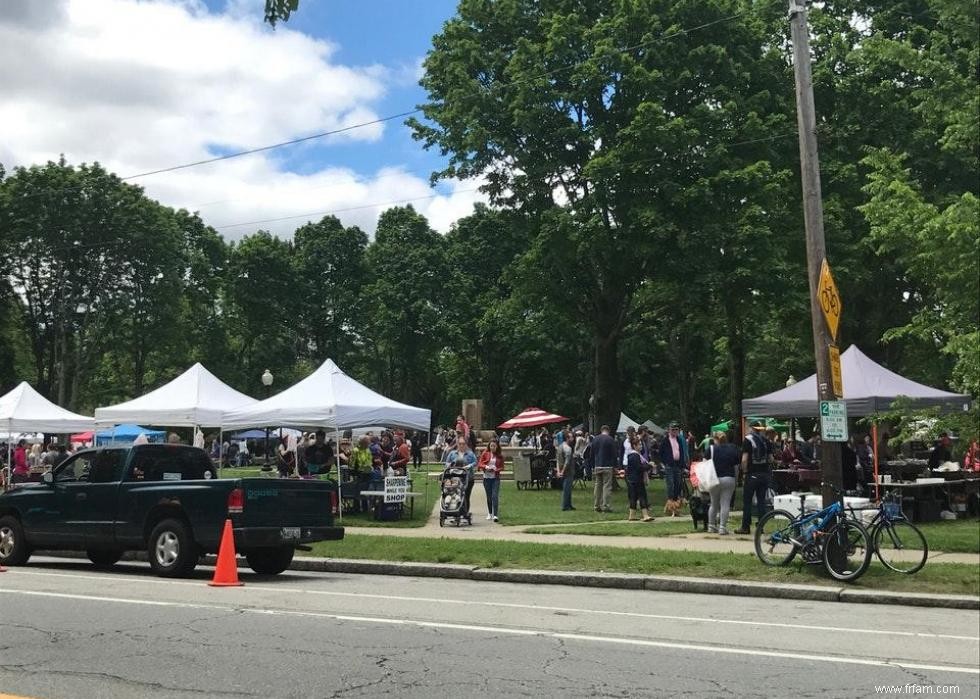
[1,382,96,434]
[616,412,641,434]
[94,363,257,428]
[221,359,431,431]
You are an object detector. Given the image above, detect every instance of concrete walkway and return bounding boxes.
[342,492,980,565]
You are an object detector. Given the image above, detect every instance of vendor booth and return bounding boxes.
[1,381,95,484]
[222,359,431,520]
[95,424,166,445]
[742,345,974,520]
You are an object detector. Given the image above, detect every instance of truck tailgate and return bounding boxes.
[240,479,335,528]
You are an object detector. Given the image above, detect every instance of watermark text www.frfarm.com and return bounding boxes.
[874,686,960,695]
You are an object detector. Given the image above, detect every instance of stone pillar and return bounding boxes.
[461,399,483,431]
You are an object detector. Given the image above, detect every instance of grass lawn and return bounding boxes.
[306,534,980,596]
[525,517,980,555]
[496,478,675,525]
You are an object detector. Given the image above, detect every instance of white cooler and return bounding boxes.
[772,493,874,524]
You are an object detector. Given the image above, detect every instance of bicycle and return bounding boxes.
[754,487,872,582]
[849,492,928,574]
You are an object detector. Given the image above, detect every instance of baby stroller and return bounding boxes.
[439,463,472,527]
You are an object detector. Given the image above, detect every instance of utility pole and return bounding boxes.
[788,0,842,506]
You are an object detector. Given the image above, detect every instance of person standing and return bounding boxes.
[625,435,654,522]
[707,432,739,534]
[591,425,618,512]
[304,430,333,478]
[736,420,773,534]
[557,429,576,511]
[410,431,424,470]
[389,433,411,475]
[659,422,688,515]
[478,439,503,522]
[12,439,30,484]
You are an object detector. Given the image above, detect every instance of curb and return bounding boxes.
[38,551,980,610]
[287,556,978,610]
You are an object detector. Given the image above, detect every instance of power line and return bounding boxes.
[210,127,798,230]
[113,11,747,181]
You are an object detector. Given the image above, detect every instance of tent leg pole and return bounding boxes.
[335,429,342,521]
[872,422,880,502]
[218,428,223,478]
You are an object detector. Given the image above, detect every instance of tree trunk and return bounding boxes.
[728,323,746,444]
[593,330,623,430]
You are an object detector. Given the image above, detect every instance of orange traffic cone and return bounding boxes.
[209,518,243,587]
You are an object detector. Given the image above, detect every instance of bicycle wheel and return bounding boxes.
[754,509,800,566]
[874,519,928,574]
[822,519,872,582]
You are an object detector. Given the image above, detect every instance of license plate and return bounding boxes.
[281,527,301,540]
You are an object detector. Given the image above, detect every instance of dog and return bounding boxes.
[663,498,683,517]
[688,491,710,531]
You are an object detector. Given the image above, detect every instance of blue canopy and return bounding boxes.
[231,429,268,440]
[95,424,166,445]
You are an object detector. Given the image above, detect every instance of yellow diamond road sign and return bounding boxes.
[818,258,841,341]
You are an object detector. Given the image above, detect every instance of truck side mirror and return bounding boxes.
[42,471,54,485]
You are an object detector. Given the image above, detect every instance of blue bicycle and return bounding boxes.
[754,488,872,582]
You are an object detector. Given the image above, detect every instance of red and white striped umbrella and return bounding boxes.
[497,407,568,430]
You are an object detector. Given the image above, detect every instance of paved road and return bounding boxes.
[1,557,977,698]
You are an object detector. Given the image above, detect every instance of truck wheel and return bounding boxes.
[0,516,31,566]
[87,549,123,568]
[245,546,294,575]
[148,518,197,577]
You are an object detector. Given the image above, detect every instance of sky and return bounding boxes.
[0,0,487,238]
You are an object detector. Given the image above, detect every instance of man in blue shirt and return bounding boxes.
[591,425,618,512]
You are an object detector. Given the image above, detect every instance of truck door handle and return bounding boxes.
[75,493,87,501]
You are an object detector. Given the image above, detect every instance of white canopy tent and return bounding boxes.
[1,382,95,434]
[642,420,666,436]
[616,413,641,434]
[1,382,95,476]
[94,363,257,428]
[221,359,431,432]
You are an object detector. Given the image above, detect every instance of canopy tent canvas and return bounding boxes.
[0,382,95,434]
[742,346,971,418]
[642,420,666,436]
[94,363,257,428]
[95,424,166,445]
[221,359,431,432]
[616,412,641,434]
[498,407,567,430]
[71,431,95,443]
[231,428,303,440]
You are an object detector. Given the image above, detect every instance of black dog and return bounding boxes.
[688,491,710,531]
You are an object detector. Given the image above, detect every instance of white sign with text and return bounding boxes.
[384,476,408,503]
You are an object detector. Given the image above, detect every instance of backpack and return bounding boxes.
[748,433,769,467]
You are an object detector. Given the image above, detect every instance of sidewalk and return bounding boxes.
[340,494,980,565]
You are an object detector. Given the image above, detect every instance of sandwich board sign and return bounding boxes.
[820,400,848,443]
[384,476,408,503]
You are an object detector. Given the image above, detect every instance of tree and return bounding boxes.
[362,206,448,407]
[225,231,302,394]
[293,216,368,368]
[412,0,791,426]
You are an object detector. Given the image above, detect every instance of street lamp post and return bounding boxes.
[786,375,797,443]
[261,369,274,469]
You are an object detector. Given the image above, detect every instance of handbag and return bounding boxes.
[695,446,719,492]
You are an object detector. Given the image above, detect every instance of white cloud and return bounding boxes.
[0,0,485,237]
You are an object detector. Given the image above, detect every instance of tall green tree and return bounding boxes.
[363,206,448,407]
[293,215,368,368]
[411,0,792,426]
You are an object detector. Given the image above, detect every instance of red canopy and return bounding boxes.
[71,431,94,443]
[498,407,568,430]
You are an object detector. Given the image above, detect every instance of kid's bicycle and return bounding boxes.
[754,487,872,582]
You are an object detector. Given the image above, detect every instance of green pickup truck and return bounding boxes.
[0,444,343,577]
